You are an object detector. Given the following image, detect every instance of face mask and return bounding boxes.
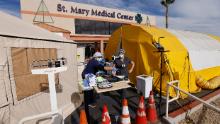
[119,54,124,59]
[96,57,103,62]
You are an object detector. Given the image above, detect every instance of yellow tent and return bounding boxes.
[105,25,220,97]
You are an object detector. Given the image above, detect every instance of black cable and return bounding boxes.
[176,54,194,121]
[163,54,180,100]
[152,73,160,92]
[179,54,189,80]
[175,52,195,122]
[163,54,175,80]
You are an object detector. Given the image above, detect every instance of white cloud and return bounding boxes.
[158,0,220,36]
[169,0,220,19]
[157,16,220,36]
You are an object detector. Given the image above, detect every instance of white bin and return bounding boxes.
[136,75,153,99]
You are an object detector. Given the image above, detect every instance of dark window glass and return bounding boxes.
[110,22,122,34]
[75,19,123,35]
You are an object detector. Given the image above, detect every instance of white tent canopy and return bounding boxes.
[168,29,220,71]
[0,11,71,42]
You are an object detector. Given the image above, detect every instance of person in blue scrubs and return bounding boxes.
[114,49,135,79]
[82,52,105,79]
[114,49,135,99]
[82,52,112,123]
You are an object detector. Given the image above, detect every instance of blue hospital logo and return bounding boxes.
[135,13,143,24]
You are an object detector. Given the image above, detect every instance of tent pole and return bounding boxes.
[159,51,163,116]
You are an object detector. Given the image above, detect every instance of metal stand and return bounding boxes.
[19,58,67,124]
[155,50,169,116]
[31,67,67,121]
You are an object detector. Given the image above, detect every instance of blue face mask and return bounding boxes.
[96,58,105,65]
[96,57,102,62]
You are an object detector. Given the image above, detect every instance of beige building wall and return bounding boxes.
[20,0,156,35]
[20,0,75,33]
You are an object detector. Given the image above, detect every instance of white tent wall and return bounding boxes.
[0,36,81,124]
[0,54,9,108]
[0,72,8,106]
[0,42,11,124]
[0,57,10,124]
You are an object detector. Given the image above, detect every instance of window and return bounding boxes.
[11,48,58,101]
[75,19,123,35]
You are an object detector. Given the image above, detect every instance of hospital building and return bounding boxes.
[20,0,156,56]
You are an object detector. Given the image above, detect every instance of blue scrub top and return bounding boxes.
[82,58,104,79]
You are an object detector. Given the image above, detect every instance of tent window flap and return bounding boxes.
[11,48,58,101]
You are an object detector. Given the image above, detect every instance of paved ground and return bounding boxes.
[65,87,218,124]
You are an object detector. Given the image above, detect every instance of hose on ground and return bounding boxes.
[196,76,220,90]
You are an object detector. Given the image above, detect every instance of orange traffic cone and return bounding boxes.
[80,109,88,124]
[147,91,158,124]
[121,98,131,124]
[136,96,148,124]
[102,104,111,124]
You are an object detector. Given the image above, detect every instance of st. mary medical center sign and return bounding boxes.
[57,4,135,21]
[20,0,156,32]
[55,1,155,24]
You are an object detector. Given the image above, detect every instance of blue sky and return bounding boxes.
[0,0,220,36]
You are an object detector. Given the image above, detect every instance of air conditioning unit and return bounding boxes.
[136,75,153,99]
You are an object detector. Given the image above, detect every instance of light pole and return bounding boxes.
[161,0,175,28]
